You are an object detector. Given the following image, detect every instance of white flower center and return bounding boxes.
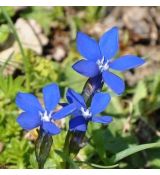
[39,110,52,122]
[96,57,110,72]
[81,107,92,119]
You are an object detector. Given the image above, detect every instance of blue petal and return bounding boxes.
[72,60,99,78]
[69,116,87,132]
[90,92,111,115]
[15,92,43,113]
[92,116,113,124]
[53,103,76,120]
[102,71,125,95]
[42,121,61,135]
[99,27,119,61]
[76,32,102,61]
[66,88,86,109]
[43,83,60,112]
[110,55,145,72]
[17,112,41,130]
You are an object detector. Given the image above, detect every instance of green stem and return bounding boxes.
[63,75,103,168]
[63,131,71,168]
[1,7,31,91]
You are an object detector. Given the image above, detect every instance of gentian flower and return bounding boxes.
[66,88,113,132]
[16,83,75,135]
[72,27,145,95]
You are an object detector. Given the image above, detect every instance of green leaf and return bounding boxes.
[111,141,160,163]
[150,72,160,102]
[133,80,148,116]
[148,158,160,168]
[91,130,107,163]
[0,24,10,44]
[0,7,15,23]
[0,75,24,99]
[0,52,14,74]
[0,138,32,168]
[133,80,147,105]
[109,96,124,114]
[145,149,160,168]
[55,149,79,169]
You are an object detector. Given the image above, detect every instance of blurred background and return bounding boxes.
[0,7,160,169]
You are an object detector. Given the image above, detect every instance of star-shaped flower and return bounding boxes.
[66,88,112,132]
[16,83,75,135]
[72,27,145,95]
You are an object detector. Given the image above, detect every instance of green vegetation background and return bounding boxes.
[0,7,160,169]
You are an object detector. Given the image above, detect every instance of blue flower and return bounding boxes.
[72,27,145,95]
[66,88,113,132]
[16,83,76,135]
